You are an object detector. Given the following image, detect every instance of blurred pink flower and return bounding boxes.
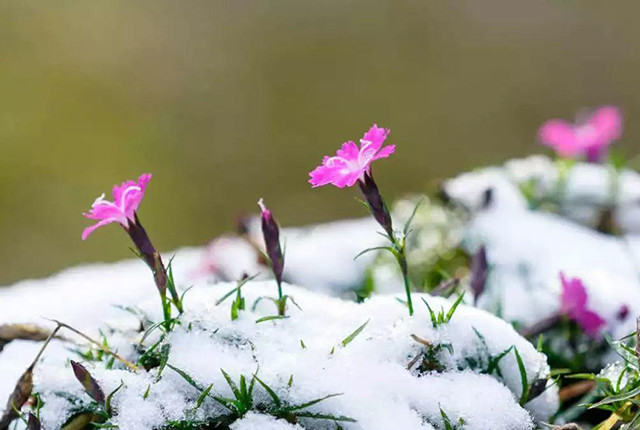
[309,124,395,188]
[538,106,622,161]
[193,236,259,282]
[82,174,152,240]
[560,272,606,337]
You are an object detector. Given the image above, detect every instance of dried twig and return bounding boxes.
[520,314,562,339]
[0,323,63,353]
[558,380,595,402]
[0,325,60,430]
[406,334,432,370]
[48,319,139,371]
[410,334,432,347]
[431,278,460,297]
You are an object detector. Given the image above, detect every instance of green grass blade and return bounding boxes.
[195,384,214,409]
[341,320,370,347]
[513,347,529,405]
[445,292,465,323]
[290,393,343,411]
[167,364,204,391]
[256,315,289,324]
[254,375,281,407]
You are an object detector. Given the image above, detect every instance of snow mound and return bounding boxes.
[443,156,640,357]
[445,154,640,234]
[15,283,557,430]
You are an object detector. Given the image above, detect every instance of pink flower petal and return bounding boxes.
[308,124,394,188]
[82,173,151,239]
[538,121,580,157]
[81,218,119,240]
[560,272,587,318]
[336,141,360,160]
[83,201,127,222]
[578,310,606,337]
[361,124,390,152]
[373,144,396,160]
[588,106,622,144]
[538,106,623,160]
[559,272,605,337]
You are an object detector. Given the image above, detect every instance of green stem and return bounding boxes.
[554,158,574,211]
[400,255,413,316]
[608,164,621,207]
[357,173,413,316]
[276,281,285,316]
[394,238,413,316]
[160,292,172,332]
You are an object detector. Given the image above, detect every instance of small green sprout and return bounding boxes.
[341,320,370,348]
[168,365,356,426]
[422,293,465,329]
[470,328,514,377]
[407,335,452,374]
[440,406,466,430]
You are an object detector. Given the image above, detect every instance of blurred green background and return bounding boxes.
[1,0,639,285]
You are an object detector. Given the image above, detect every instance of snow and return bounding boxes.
[443,155,640,359]
[193,217,383,296]
[13,154,640,428]
[2,280,557,430]
[0,217,384,407]
[446,154,640,234]
[230,413,304,430]
[246,217,383,295]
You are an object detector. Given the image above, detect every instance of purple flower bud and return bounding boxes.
[27,413,41,430]
[258,199,284,286]
[527,378,548,402]
[357,172,393,237]
[470,246,488,305]
[126,214,167,297]
[70,360,105,405]
[617,304,630,321]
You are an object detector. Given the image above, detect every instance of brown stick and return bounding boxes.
[520,314,562,339]
[48,319,139,371]
[0,325,61,430]
[559,380,596,402]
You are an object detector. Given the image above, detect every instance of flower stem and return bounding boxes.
[554,158,574,211]
[358,173,413,316]
[275,279,285,316]
[127,214,182,330]
[396,243,414,316]
[49,319,139,371]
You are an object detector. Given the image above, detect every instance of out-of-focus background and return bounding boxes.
[1,0,639,285]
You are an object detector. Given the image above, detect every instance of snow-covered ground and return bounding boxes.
[4,281,557,430]
[0,211,559,429]
[5,154,640,429]
[443,155,640,344]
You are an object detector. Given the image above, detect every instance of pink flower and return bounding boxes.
[82,174,152,240]
[560,272,606,337]
[309,124,395,188]
[538,106,622,161]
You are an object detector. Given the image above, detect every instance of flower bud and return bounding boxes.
[470,246,488,305]
[258,199,284,286]
[357,172,393,237]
